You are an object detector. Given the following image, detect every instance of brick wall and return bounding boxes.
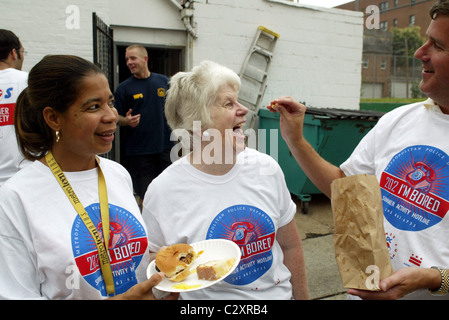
[337,0,434,37]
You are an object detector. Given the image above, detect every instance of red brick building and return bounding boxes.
[336,0,434,98]
[336,0,434,37]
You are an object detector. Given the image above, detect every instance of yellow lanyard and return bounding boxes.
[45,151,115,296]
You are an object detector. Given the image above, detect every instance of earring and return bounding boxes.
[56,131,60,143]
[202,130,210,137]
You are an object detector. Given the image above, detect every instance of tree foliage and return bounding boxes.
[391,26,425,57]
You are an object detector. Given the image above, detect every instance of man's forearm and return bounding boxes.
[286,136,345,198]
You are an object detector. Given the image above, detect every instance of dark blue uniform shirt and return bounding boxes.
[114,73,173,156]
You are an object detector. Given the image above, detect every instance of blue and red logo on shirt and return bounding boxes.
[206,205,275,286]
[0,86,15,126]
[380,145,449,231]
[71,203,148,296]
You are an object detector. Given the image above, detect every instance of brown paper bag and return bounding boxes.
[331,174,393,291]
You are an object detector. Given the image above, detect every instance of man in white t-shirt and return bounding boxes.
[269,0,449,300]
[0,29,29,186]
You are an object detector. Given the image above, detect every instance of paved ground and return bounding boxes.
[293,194,347,300]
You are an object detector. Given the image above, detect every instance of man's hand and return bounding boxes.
[347,267,442,300]
[119,109,140,127]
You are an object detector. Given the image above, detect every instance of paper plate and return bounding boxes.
[147,239,241,292]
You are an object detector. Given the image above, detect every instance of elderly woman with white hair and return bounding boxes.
[142,61,309,300]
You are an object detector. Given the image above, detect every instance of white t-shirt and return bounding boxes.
[0,158,149,299]
[143,147,297,300]
[0,68,30,186]
[341,99,449,299]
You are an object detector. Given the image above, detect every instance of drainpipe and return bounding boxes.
[169,0,197,39]
[181,7,198,39]
[169,0,197,70]
[169,0,182,10]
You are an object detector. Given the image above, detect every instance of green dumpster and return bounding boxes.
[258,107,384,213]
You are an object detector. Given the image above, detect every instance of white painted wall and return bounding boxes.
[391,80,414,99]
[109,0,187,48]
[192,0,364,109]
[361,83,383,99]
[3,0,363,110]
[2,0,109,72]
[109,0,185,31]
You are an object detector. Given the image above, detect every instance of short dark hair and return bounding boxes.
[15,55,104,161]
[430,0,449,19]
[0,29,21,61]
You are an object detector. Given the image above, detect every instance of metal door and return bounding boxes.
[92,12,118,161]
